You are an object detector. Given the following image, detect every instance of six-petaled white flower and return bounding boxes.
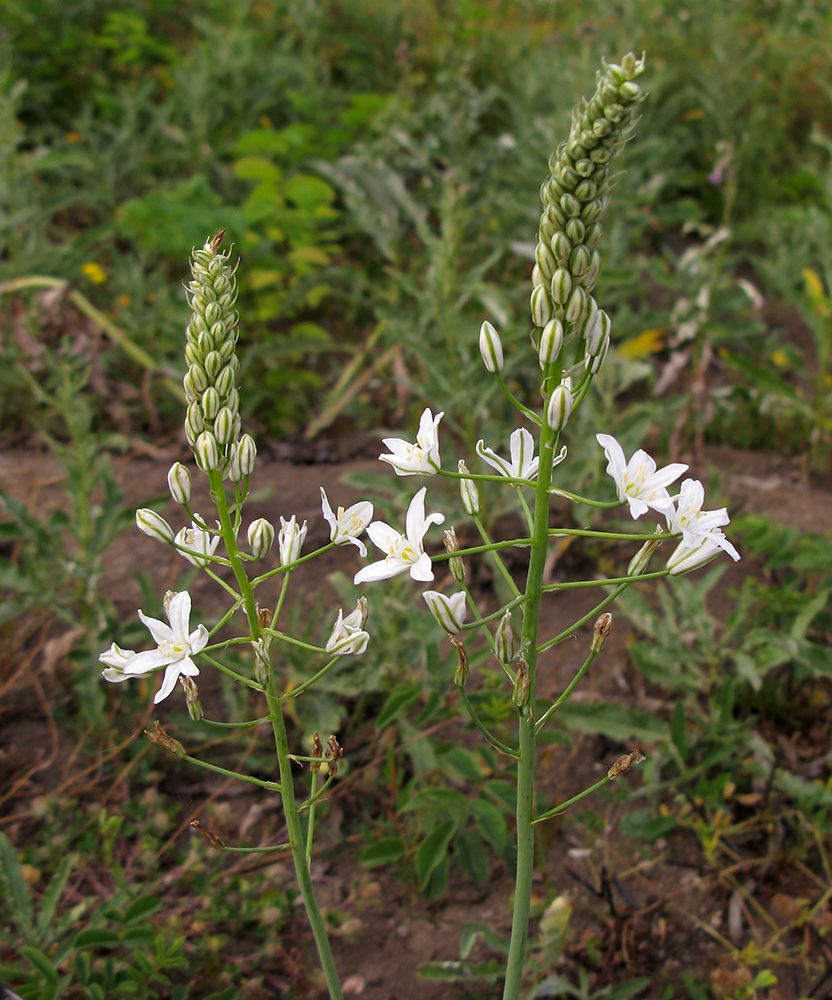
[325,605,370,655]
[100,591,208,704]
[423,590,467,634]
[175,516,220,568]
[667,535,731,575]
[379,408,443,476]
[596,433,687,519]
[320,488,373,557]
[665,479,740,561]
[354,487,445,584]
[477,427,566,481]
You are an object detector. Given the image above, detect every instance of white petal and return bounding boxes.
[154,664,182,703]
[188,624,209,653]
[408,552,435,582]
[167,592,192,641]
[123,649,170,674]
[138,610,174,646]
[354,558,409,585]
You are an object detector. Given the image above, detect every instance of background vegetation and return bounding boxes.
[2,1,832,998]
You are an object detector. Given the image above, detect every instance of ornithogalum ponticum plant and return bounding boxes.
[103,53,739,999]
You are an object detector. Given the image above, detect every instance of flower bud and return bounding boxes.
[213,406,235,446]
[423,591,467,634]
[551,231,572,265]
[201,385,220,421]
[565,285,587,324]
[591,612,613,653]
[494,610,517,664]
[136,508,174,544]
[247,517,275,559]
[550,268,572,306]
[538,319,564,368]
[195,430,221,471]
[252,638,270,686]
[185,402,204,444]
[546,384,573,431]
[203,350,222,379]
[564,218,586,244]
[570,244,591,278]
[458,460,480,516]
[354,596,369,629]
[214,364,235,398]
[187,363,209,394]
[479,321,504,373]
[237,434,257,477]
[627,530,663,577]
[167,462,192,504]
[560,192,581,218]
[512,657,531,711]
[180,676,204,722]
[444,527,465,583]
[534,241,557,280]
[586,309,611,356]
[531,285,553,328]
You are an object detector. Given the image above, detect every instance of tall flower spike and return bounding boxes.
[184,233,243,472]
[532,53,646,369]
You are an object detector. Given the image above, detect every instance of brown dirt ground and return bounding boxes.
[1,441,832,1000]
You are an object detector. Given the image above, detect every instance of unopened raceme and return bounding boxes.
[183,232,243,474]
[532,54,646,374]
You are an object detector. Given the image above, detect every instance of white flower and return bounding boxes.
[667,535,730,575]
[99,643,135,684]
[354,487,445,584]
[101,591,208,704]
[325,606,370,655]
[596,433,688,519]
[320,488,373,557]
[379,408,443,476]
[279,515,308,565]
[174,516,220,567]
[476,427,567,481]
[423,591,467,634]
[665,479,740,561]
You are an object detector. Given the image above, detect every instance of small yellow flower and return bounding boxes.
[81,262,107,284]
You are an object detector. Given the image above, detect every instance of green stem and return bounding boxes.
[533,775,613,824]
[502,407,559,1000]
[459,688,519,758]
[209,469,343,999]
[181,753,281,792]
[535,648,599,735]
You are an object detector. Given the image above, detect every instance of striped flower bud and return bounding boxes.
[479,321,504,373]
[136,508,174,544]
[444,527,465,583]
[458,460,480,516]
[247,518,275,560]
[494,610,517,664]
[550,268,572,306]
[237,434,257,476]
[538,319,564,368]
[201,386,220,421]
[586,309,611,356]
[565,285,587,323]
[423,591,467,635]
[195,430,221,471]
[167,462,192,505]
[627,530,663,577]
[546,383,573,431]
[531,284,553,329]
[213,406,236,446]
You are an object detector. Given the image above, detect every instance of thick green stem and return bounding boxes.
[502,416,558,1000]
[209,470,343,1000]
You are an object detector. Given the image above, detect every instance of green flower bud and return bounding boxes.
[247,517,275,559]
[570,244,591,278]
[213,406,236,446]
[444,528,465,584]
[185,402,204,443]
[203,351,222,379]
[184,343,202,368]
[494,610,517,664]
[538,319,564,367]
[584,222,603,250]
[565,285,587,323]
[512,657,531,711]
[551,231,572,266]
[591,612,613,653]
[564,217,586,245]
[458,460,480,516]
[531,285,553,328]
[167,462,192,504]
[586,309,611,355]
[237,434,257,477]
[575,178,597,202]
[214,364,235,398]
[479,321,504,373]
[550,268,572,305]
[627,530,663,577]
[201,386,220,421]
[187,363,209,394]
[560,192,581,218]
[535,241,557,280]
[546,383,573,431]
[195,430,221,471]
[136,508,175,544]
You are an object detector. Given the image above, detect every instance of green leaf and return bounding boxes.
[619,809,678,843]
[418,958,504,982]
[360,837,404,868]
[469,798,508,854]
[376,685,421,729]
[21,945,59,984]
[670,702,688,763]
[73,928,121,949]
[0,831,34,941]
[557,702,667,743]
[122,895,162,925]
[459,922,510,958]
[439,746,483,781]
[415,820,455,891]
[454,829,488,886]
[400,786,469,814]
